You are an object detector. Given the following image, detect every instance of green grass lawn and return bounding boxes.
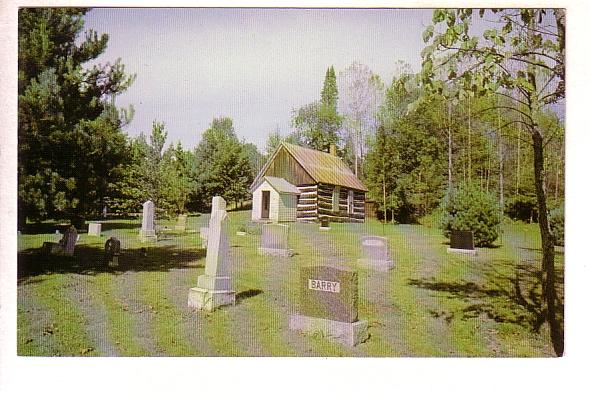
[16,212,563,357]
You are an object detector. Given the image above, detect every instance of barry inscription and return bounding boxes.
[308,279,340,293]
[299,266,358,323]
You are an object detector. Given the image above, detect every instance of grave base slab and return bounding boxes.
[358,258,394,271]
[319,227,331,231]
[139,230,157,242]
[258,247,294,257]
[108,256,119,268]
[289,314,368,347]
[447,248,477,256]
[188,287,236,312]
[42,242,74,256]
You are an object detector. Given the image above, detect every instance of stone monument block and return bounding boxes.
[199,227,209,248]
[43,225,78,256]
[447,230,477,255]
[319,217,330,231]
[139,200,157,241]
[258,224,293,257]
[358,236,394,271]
[105,236,121,267]
[289,265,368,346]
[88,222,102,236]
[188,196,235,311]
[174,214,188,231]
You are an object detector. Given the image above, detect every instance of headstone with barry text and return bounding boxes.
[188,196,236,311]
[258,223,293,257]
[289,265,368,346]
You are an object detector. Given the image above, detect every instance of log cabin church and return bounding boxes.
[250,142,368,223]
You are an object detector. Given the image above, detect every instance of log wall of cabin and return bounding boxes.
[316,183,365,223]
[296,184,317,221]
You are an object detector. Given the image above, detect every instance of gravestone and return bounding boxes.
[104,237,121,267]
[289,265,368,346]
[88,222,102,237]
[62,226,78,256]
[319,217,330,231]
[447,230,477,255]
[139,200,157,242]
[53,229,62,243]
[358,236,394,271]
[174,214,188,232]
[188,196,235,311]
[199,227,209,248]
[258,224,293,257]
[43,225,78,256]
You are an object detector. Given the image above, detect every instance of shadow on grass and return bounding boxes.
[236,289,264,303]
[440,240,501,249]
[18,243,206,283]
[407,258,564,342]
[19,220,142,235]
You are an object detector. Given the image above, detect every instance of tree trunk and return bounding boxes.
[516,123,521,195]
[532,129,563,356]
[498,113,504,217]
[444,100,452,190]
[467,97,472,182]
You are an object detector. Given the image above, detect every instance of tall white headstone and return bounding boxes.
[139,200,156,241]
[188,196,235,311]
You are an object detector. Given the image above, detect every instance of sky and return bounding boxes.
[83,8,433,152]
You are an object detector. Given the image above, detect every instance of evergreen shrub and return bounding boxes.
[441,183,501,247]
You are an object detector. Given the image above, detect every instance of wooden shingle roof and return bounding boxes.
[251,142,368,192]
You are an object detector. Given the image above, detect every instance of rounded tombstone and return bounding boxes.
[104,236,121,256]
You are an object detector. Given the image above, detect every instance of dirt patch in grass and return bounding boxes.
[112,271,166,356]
[63,274,120,356]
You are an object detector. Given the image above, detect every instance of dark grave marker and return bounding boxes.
[450,230,475,250]
[319,217,330,230]
[448,230,477,255]
[105,237,121,267]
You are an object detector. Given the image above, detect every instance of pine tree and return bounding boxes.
[18,8,135,227]
[321,65,338,109]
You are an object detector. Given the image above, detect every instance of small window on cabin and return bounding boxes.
[332,186,340,212]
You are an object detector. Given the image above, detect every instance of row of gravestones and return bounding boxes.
[257,223,395,271]
[187,196,383,347]
[187,196,479,347]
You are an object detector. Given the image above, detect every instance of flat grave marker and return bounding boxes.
[174,214,187,232]
[358,235,394,271]
[258,223,293,257]
[447,230,477,255]
[88,222,102,237]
